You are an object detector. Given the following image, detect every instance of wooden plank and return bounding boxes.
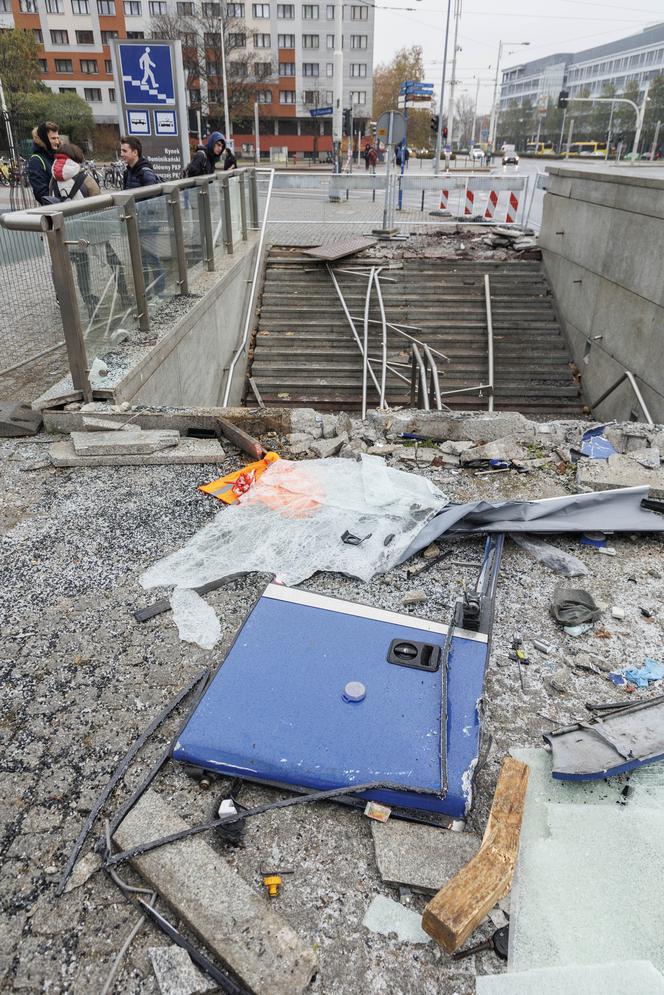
[421,756,530,952]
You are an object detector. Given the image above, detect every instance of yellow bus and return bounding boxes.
[567,141,607,157]
[526,142,554,155]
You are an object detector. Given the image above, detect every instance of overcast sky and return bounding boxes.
[373,0,664,115]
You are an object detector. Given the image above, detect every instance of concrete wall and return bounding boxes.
[113,237,260,409]
[539,165,664,423]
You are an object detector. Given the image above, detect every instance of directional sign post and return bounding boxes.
[309,106,333,118]
[111,39,189,182]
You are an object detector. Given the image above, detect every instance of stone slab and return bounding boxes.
[49,438,225,467]
[113,790,317,995]
[576,453,664,500]
[371,820,481,895]
[81,417,134,432]
[460,437,526,464]
[71,429,180,456]
[302,236,377,261]
[0,401,43,437]
[149,946,216,995]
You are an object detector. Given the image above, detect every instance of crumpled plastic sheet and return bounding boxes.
[510,534,589,577]
[142,455,449,590]
[617,658,664,689]
[170,588,222,649]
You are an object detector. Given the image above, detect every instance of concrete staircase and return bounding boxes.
[246,249,582,415]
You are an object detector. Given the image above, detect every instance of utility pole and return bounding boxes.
[605,101,614,160]
[219,2,231,141]
[651,119,662,160]
[446,0,462,147]
[254,100,260,165]
[333,0,343,173]
[632,79,650,157]
[470,75,481,144]
[565,117,574,158]
[433,0,452,175]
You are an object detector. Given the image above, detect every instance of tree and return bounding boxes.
[372,45,431,149]
[20,91,94,149]
[0,30,44,154]
[642,74,664,152]
[151,9,273,131]
[589,81,616,144]
[614,78,640,145]
[454,92,475,146]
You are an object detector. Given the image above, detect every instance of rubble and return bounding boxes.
[576,453,664,499]
[49,436,225,467]
[70,429,180,456]
[371,820,481,894]
[149,946,216,995]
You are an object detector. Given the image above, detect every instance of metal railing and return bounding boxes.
[410,342,445,412]
[0,167,259,399]
[589,369,654,427]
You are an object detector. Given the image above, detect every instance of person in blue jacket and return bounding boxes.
[120,136,159,189]
[27,121,61,205]
[185,131,225,176]
[119,136,165,294]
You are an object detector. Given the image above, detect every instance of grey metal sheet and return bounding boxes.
[302,237,377,261]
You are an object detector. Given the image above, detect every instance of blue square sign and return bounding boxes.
[120,43,175,106]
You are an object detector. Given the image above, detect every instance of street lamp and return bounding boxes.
[488,40,529,153]
[219,1,231,141]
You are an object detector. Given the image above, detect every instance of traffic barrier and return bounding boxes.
[439,187,449,211]
[506,191,519,224]
[464,188,475,216]
[484,190,498,220]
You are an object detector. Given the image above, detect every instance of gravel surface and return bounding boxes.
[2,413,663,994]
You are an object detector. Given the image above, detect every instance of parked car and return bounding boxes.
[502,144,519,165]
[470,146,484,161]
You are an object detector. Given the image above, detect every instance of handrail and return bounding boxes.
[221,168,275,407]
[588,369,654,427]
[361,266,375,420]
[326,264,383,402]
[421,342,443,410]
[373,267,388,409]
[410,344,431,411]
[483,273,495,412]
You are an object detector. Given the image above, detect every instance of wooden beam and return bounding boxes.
[421,756,530,952]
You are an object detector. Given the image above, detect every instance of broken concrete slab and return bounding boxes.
[396,447,438,466]
[629,448,661,469]
[440,440,476,456]
[576,453,664,500]
[310,434,348,458]
[71,429,180,456]
[371,821,481,895]
[460,437,527,464]
[50,437,225,467]
[0,402,43,437]
[370,410,537,444]
[81,417,134,432]
[289,408,324,440]
[149,946,216,995]
[113,790,317,995]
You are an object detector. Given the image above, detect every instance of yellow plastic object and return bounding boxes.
[263,874,282,898]
[199,452,280,504]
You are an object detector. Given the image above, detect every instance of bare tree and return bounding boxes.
[454,93,475,146]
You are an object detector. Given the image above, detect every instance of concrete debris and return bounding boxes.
[396,447,438,466]
[368,409,536,444]
[113,790,318,995]
[149,946,216,995]
[71,429,180,456]
[50,437,225,467]
[289,439,315,455]
[363,895,431,944]
[81,416,132,432]
[460,437,527,464]
[366,444,399,456]
[576,453,664,499]
[422,543,441,559]
[320,414,339,439]
[289,408,324,439]
[440,440,476,456]
[309,433,348,458]
[371,820,481,895]
[62,851,101,893]
[629,448,661,469]
[0,401,43,437]
[402,589,427,606]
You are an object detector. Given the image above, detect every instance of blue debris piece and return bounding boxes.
[618,658,664,689]
[578,426,617,460]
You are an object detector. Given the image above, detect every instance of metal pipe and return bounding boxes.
[411,343,431,411]
[238,172,248,241]
[589,370,654,427]
[373,267,388,409]
[220,175,234,254]
[221,168,275,407]
[197,183,215,271]
[165,185,188,295]
[362,267,375,420]
[44,215,91,400]
[249,167,259,228]
[484,273,495,411]
[116,196,150,332]
[327,266,382,398]
[349,316,449,362]
[422,342,442,410]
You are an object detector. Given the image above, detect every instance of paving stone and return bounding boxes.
[576,454,664,500]
[440,440,476,455]
[49,438,225,467]
[149,946,216,995]
[71,430,180,456]
[310,434,348,458]
[81,417,132,432]
[113,790,317,995]
[371,820,481,894]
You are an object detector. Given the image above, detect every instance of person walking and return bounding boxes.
[366,145,377,175]
[27,121,61,205]
[363,142,371,171]
[120,136,159,188]
[120,136,165,295]
[184,131,225,177]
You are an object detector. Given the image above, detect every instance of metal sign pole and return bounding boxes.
[381,112,394,231]
[254,101,260,165]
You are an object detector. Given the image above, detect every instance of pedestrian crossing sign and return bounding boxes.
[119,43,175,106]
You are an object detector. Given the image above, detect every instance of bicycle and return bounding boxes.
[84,159,103,187]
[103,160,125,190]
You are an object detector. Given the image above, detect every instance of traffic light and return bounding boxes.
[558,90,569,109]
[442,126,448,140]
[343,108,352,136]
[371,120,377,138]
[430,114,439,133]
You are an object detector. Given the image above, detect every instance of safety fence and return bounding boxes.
[0,168,259,395]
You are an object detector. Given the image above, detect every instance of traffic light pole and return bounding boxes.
[333,0,343,173]
[559,89,649,158]
[434,0,452,175]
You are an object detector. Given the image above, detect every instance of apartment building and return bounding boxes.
[500,22,664,113]
[1,0,374,152]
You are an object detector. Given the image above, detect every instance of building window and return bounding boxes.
[302,34,319,48]
[55,58,73,71]
[302,62,319,76]
[123,0,141,12]
[189,89,201,104]
[278,62,294,75]
[280,89,295,103]
[350,34,366,48]
[350,63,366,77]
[302,3,318,17]
[0,0,10,9]
[202,1,220,14]
[326,33,334,48]
[38,58,48,72]
[228,61,248,77]
[59,86,76,93]
[350,5,367,18]
[256,88,271,102]
[255,61,271,76]
[126,30,145,37]
[326,62,332,76]
[97,0,115,11]
[105,59,113,72]
[76,29,94,43]
[45,0,64,12]
[204,31,218,44]
[303,89,318,103]
[208,88,222,102]
[80,59,98,73]
[206,59,219,74]
[176,0,194,12]
[278,33,295,46]
[101,29,118,42]
[276,2,293,14]
[324,88,333,101]
[19,0,38,10]
[227,2,244,14]
[33,28,44,42]
[148,0,166,12]
[50,30,70,45]
[109,87,115,100]
[182,31,196,44]
[252,2,269,15]
[253,33,271,46]
[350,89,366,103]
[72,0,90,10]
[84,87,102,101]
[228,33,246,47]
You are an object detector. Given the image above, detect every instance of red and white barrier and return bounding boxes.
[505,191,520,224]
[464,188,475,216]
[439,188,449,211]
[484,190,498,220]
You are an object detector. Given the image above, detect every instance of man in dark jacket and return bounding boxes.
[27,121,61,205]
[185,131,225,176]
[120,136,159,189]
